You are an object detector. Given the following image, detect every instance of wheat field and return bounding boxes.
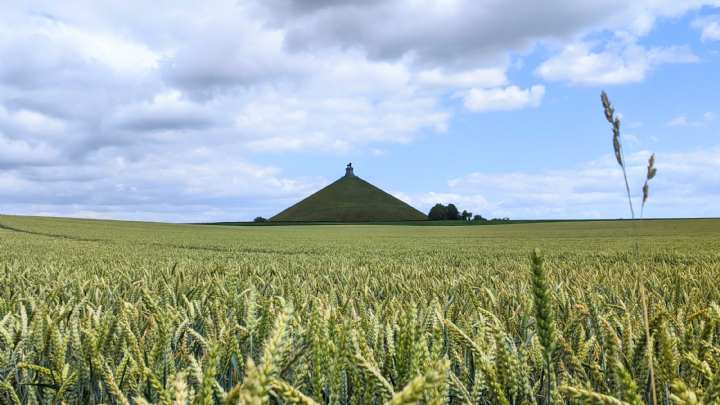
[1,215,719,404]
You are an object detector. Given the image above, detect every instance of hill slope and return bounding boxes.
[271,175,427,222]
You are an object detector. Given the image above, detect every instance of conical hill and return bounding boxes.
[271,164,426,222]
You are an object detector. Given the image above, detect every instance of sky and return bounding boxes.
[1,0,719,222]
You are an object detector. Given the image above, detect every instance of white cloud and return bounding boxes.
[537,39,699,85]
[1,1,719,221]
[0,4,457,158]
[416,68,507,88]
[692,15,720,41]
[0,149,327,222]
[107,90,218,132]
[667,112,715,127]
[45,19,159,74]
[0,134,61,167]
[667,115,690,127]
[396,191,494,215]
[232,89,450,152]
[255,0,720,67]
[464,85,545,112]
[623,133,640,145]
[0,106,66,139]
[430,148,720,219]
[0,12,159,77]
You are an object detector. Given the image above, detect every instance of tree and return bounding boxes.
[461,210,472,221]
[446,204,459,220]
[428,204,447,220]
[473,214,486,222]
[254,216,268,223]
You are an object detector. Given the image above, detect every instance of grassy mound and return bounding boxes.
[271,174,427,222]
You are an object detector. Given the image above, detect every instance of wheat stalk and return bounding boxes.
[531,248,557,403]
[602,91,635,219]
[640,285,658,405]
[1,211,718,404]
[385,359,450,405]
[641,153,657,218]
[560,385,629,404]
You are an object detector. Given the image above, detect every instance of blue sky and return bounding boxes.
[1,1,719,222]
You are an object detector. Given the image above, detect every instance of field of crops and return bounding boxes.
[1,215,719,404]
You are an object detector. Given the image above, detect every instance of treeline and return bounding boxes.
[428,203,509,222]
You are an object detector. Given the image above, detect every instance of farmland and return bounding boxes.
[1,214,720,404]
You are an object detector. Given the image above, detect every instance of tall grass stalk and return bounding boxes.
[601,91,658,220]
[641,153,657,218]
[640,285,658,405]
[601,91,635,219]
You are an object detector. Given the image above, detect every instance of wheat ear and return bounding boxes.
[601,91,635,219]
[640,285,657,405]
[641,153,657,218]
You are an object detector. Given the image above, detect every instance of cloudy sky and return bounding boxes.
[1,0,719,222]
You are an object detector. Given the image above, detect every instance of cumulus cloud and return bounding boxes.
[668,116,690,127]
[0,106,66,139]
[160,17,302,94]
[0,2,453,210]
[1,1,719,221]
[0,13,158,93]
[667,112,715,127]
[537,40,699,85]
[253,0,718,67]
[0,148,326,222]
[692,14,720,41]
[394,191,494,214]
[427,149,720,219]
[235,92,449,152]
[107,91,217,132]
[416,68,507,88]
[464,85,545,112]
[0,136,61,168]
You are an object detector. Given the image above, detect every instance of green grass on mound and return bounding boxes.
[270,174,427,222]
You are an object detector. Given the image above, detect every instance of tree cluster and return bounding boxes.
[428,203,486,221]
[428,203,511,223]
